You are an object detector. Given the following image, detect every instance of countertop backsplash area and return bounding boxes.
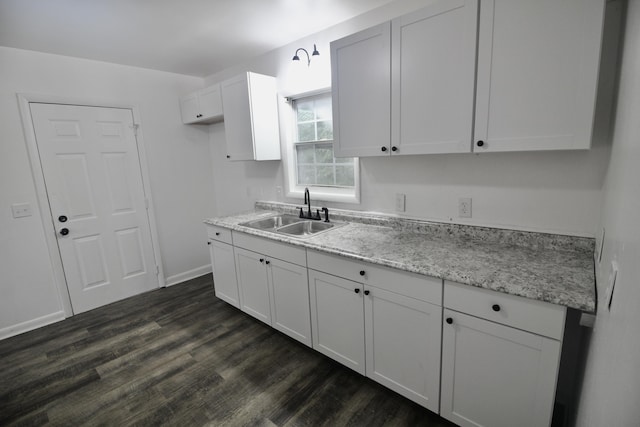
[255,201,596,253]
[205,201,596,312]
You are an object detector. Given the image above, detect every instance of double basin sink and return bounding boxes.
[240,214,345,238]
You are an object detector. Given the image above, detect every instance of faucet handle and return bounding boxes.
[298,207,304,218]
[322,207,330,222]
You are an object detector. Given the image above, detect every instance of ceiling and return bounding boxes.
[0,0,394,77]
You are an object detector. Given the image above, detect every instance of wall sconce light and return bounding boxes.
[292,44,320,66]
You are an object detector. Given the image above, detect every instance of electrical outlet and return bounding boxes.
[458,198,472,218]
[395,193,406,212]
[11,203,32,218]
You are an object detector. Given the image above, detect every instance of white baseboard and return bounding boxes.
[165,264,212,287]
[0,311,66,341]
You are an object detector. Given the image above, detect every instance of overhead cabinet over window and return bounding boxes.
[179,84,223,124]
[220,72,281,161]
[331,0,605,156]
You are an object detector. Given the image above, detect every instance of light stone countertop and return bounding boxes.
[204,203,596,313]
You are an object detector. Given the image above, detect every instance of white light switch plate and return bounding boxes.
[395,193,406,212]
[11,203,32,218]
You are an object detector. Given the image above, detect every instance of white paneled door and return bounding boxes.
[30,103,159,314]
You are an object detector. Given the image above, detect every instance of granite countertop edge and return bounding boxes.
[204,206,596,313]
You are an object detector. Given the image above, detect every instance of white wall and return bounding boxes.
[0,47,214,337]
[575,0,640,424]
[205,0,613,236]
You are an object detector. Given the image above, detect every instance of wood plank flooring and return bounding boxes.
[0,275,455,426]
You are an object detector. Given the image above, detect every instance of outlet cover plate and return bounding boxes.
[458,198,472,218]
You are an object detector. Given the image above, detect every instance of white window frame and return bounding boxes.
[283,89,360,204]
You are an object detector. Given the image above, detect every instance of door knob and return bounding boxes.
[391,146,398,152]
[381,146,388,152]
[59,228,69,236]
[364,290,370,296]
[58,215,68,223]
[354,288,360,294]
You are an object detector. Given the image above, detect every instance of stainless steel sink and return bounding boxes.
[240,214,302,232]
[239,214,344,238]
[277,220,336,237]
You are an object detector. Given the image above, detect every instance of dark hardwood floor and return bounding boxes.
[0,274,455,426]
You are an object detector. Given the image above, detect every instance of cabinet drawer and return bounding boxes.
[308,250,442,305]
[206,225,233,245]
[233,232,306,266]
[444,281,566,340]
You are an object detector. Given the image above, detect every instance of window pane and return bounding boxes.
[336,165,355,186]
[297,123,316,142]
[316,166,335,185]
[315,143,334,164]
[296,101,315,122]
[297,165,316,185]
[315,97,332,120]
[296,144,315,164]
[317,121,333,140]
[292,93,356,191]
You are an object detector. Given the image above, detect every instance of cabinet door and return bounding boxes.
[221,73,255,161]
[364,286,442,412]
[441,309,561,427]
[234,247,271,324]
[308,270,365,374]
[391,0,477,155]
[179,92,200,124]
[198,84,223,121]
[331,22,391,158]
[474,0,605,152]
[267,258,312,347]
[209,240,240,308]
[246,73,281,161]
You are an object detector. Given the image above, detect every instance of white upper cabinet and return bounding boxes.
[473,0,605,152]
[391,0,478,155]
[179,84,223,124]
[331,22,391,158]
[220,72,281,161]
[331,0,606,156]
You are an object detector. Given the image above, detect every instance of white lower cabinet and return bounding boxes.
[365,286,441,412]
[233,233,311,346]
[208,239,240,308]
[307,251,442,412]
[441,282,565,427]
[268,258,311,346]
[308,270,366,374]
[235,247,272,324]
[207,226,569,426]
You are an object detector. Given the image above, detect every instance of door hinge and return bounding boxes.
[130,123,139,137]
[156,265,160,275]
[144,198,149,210]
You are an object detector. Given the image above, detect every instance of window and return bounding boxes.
[285,92,359,203]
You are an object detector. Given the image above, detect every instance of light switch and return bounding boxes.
[395,193,406,212]
[12,203,32,218]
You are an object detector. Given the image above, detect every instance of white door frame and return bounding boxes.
[17,93,166,317]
